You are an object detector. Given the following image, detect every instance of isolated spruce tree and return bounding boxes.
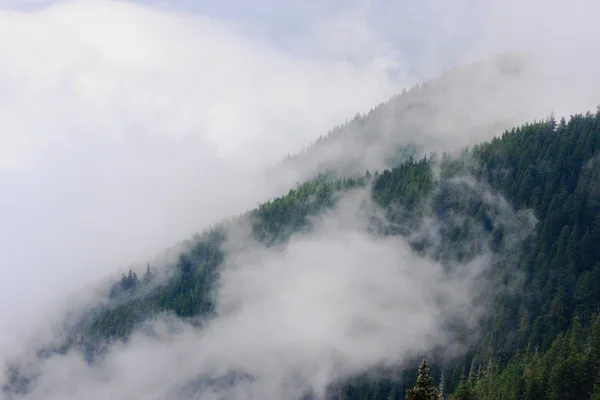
[143,263,153,283]
[405,360,438,400]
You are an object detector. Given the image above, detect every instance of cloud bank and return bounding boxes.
[5,184,518,400]
[0,0,599,398]
[0,0,404,358]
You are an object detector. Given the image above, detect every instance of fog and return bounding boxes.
[0,0,404,357]
[5,183,536,399]
[0,0,599,398]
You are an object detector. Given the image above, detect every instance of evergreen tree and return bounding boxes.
[405,360,438,400]
[451,383,475,400]
[8,103,600,400]
[143,263,152,283]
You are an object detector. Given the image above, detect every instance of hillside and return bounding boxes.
[4,90,600,398]
[269,53,550,185]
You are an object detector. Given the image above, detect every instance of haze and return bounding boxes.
[0,0,599,397]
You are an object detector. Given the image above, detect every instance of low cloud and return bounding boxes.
[0,0,404,359]
[5,175,536,399]
[0,0,595,398]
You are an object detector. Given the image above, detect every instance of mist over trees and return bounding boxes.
[3,63,600,400]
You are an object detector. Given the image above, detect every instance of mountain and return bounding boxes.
[268,53,564,186]
[3,60,600,400]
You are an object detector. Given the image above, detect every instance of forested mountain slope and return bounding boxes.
[441,111,600,400]
[4,103,600,398]
[270,53,552,184]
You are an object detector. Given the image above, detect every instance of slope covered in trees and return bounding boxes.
[4,90,600,398]
[271,53,544,185]
[327,110,600,400]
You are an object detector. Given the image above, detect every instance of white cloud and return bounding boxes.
[1,0,600,397]
[0,0,403,168]
[10,187,499,400]
[0,0,404,360]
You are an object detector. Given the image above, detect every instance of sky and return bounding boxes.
[0,0,600,394]
[0,0,407,347]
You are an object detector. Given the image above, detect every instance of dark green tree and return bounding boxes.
[405,360,439,400]
[451,383,475,400]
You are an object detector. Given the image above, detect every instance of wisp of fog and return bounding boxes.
[4,181,535,399]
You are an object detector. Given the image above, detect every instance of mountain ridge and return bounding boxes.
[3,60,600,399]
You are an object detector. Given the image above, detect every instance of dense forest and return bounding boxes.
[4,85,600,398]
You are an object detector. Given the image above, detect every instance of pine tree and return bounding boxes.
[450,366,475,400]
[451,383,475,400]
[143,263,153,283]
[467,359,478,386]
[590,371,600,400]
[388,386,397,400]
[405,360,438,400]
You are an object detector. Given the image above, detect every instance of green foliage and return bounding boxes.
[451,384,475,400]
[444,110,600,399]
[371,156,434,220]
[8,107,600,400]
[326,110,600,400]
[250,173,366,244]
[405,360,439,400]
[68,173,370,352]
[462,314,600,400]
